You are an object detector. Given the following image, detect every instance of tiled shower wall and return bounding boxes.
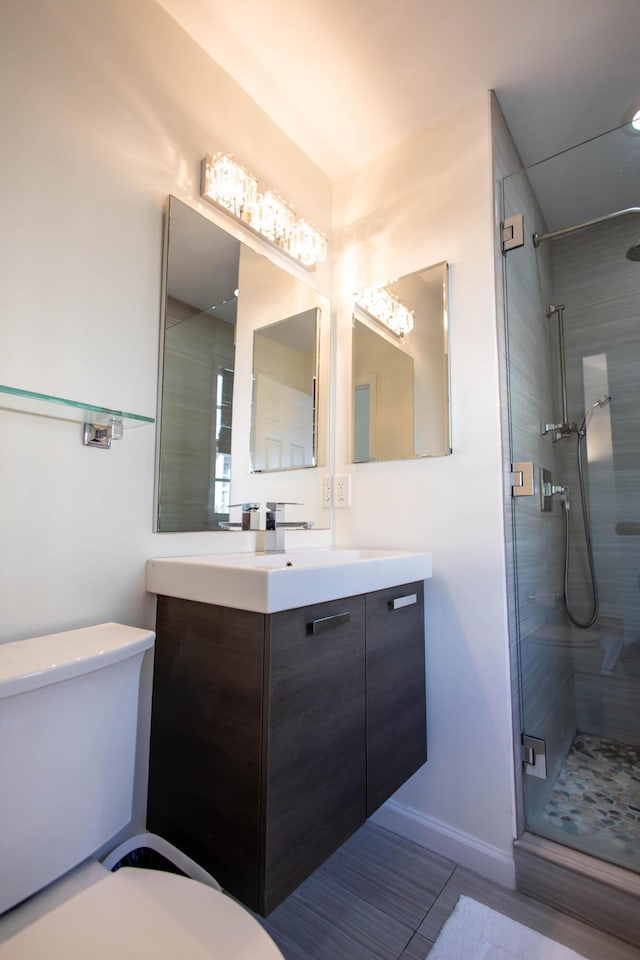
[553,218,640,746]
[159,297,235,532]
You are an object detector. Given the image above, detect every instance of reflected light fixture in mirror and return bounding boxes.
[201,154,327,269]
[355,285,414,336]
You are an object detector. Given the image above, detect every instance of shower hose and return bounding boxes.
[561,427,598,629]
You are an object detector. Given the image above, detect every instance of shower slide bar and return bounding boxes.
[533,206,640,247]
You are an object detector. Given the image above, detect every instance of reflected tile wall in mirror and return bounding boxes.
[156,196,239,532]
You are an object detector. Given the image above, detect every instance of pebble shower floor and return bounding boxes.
[541,733,640,867]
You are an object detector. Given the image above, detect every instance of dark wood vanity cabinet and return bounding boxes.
[147,581,426,915]
[263,597,367,913]
[365,583,427,816]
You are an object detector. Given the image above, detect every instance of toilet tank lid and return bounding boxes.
[0,623,155,699]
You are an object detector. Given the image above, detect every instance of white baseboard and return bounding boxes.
[371,799,516,889]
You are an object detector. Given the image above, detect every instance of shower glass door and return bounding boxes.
[503,122,640,873]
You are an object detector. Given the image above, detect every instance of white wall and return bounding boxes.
[0,1,517,882]
[332,94,516,883]
[0,0,332,646]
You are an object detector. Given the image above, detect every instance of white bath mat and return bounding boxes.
[429,895,589,960]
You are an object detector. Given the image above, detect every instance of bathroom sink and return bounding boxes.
[146,548,432,613]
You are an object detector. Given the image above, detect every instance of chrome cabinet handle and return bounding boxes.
[310,612,351,634]
[389,594,417,610]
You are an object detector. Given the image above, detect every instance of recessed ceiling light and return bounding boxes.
[621,103,640,134]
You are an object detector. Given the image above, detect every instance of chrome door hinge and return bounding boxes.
[501,214,524,253]
[522,734,547,779]
[511,461,535,497]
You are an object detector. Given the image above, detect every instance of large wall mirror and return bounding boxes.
[155,196,331,532]
[352,261,451,462]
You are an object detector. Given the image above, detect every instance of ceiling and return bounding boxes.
[167,196,240,312]
[156,0,639,182]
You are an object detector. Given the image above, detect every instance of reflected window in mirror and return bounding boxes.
[352,261,451,462]
[155,196,239,532]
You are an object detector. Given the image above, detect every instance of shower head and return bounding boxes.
[578,395,612,435]
[626,240,640,262]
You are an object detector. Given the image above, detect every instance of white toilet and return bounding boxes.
[0,622,284,959]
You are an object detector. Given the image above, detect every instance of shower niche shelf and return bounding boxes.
[0,384,154,446]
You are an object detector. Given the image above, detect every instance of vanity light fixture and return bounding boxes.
[355,285,414,336]
[202,153,257,220]
[201,154,327,269]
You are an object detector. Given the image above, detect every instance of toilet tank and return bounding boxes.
[0,623,154,915]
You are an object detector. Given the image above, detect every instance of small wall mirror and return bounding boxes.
[155,196,331,533]
[352,261,451,462]
[251,308,319,471]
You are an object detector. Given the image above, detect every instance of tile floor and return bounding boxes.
[541,733,640,866]
[259,821,640,959]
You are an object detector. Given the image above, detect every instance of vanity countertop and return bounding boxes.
[146,548,432,613]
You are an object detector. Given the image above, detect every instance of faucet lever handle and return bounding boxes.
[265,501,303,534]
[264,502,307,550]
[229,502,261,530]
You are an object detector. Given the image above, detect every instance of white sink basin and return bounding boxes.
[146,548,432,613]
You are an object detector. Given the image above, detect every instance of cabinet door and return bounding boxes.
[262,596,366,914]
[365,582,426,816]
[147,596,265,910]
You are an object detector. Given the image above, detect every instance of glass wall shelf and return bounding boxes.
[0,384,155,429]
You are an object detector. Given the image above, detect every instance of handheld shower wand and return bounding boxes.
[563,394,612,629]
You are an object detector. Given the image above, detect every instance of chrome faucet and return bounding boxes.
[220,502,261,530]
[265,501,311,553]
[237,502,261,530]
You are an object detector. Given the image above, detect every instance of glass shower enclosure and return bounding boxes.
[503,121,640,873]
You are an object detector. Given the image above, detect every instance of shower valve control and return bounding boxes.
[540,468,570,512]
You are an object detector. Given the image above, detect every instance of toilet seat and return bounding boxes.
[0,867,284,959]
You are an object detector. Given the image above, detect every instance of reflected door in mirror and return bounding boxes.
[251,308,319,472]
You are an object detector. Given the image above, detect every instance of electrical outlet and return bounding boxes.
[334,474,351,508]
[321,476,332,509]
